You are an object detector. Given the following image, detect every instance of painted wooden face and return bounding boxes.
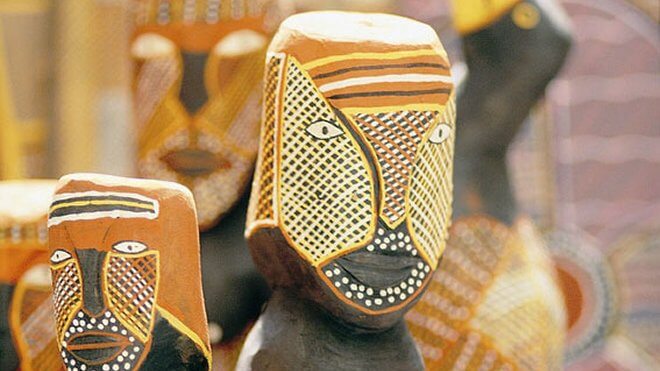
[246,12,455,324]
[132,0,289,230]
[47,174,210,370]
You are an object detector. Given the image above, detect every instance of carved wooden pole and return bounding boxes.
[239,11,455,370]
[47,174,211,370]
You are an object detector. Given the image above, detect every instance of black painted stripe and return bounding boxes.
[50,204,155,218]
[51,195,153,208]
[312,63,450,80]
[328,88,452,100]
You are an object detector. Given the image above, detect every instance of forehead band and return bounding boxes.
[48,191,159,227]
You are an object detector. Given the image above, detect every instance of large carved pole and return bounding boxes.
[47,174,211,370]
[404,1,573,369]
[239,11,455,370]
[451,0,572,223]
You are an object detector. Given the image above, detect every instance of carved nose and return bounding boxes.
[75,249,107,317]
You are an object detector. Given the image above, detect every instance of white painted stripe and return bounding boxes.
[318,74,453,93]
[48,210,158,228]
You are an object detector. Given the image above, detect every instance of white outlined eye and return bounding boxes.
[306,120,344,140]
[50,249,72,264]
[112,241,148,254]
[429,123,452,144]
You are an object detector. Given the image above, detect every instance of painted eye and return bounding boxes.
[50,249,72,264]
[306,120,344,140]
[429,123,452,144]
[113,241,148,254]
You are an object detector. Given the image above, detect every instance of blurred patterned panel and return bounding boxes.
[527,0,659,368]
[399,0,659,368]
[549,0,659,245]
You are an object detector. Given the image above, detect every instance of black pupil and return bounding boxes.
[322,125,329,135]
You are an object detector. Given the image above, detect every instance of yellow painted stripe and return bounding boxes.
[156,305,212,368]
[341,103,447,115]
[49,200,154,214]
[302,49,441,70]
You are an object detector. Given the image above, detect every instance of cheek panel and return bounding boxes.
[105,251,159,343]
[407,99,456,268]
[279,58,375,265]
[247,54,283,227]
[352,111,438,227]
[51,260,82,341]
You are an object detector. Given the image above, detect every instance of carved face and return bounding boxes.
[131,0,288,230]
[247,12,455,326]
[48,175,210,370]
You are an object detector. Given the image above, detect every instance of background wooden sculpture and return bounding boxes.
[239,11,455,370]
[132,0,290,231]
[9,264,62,371]
[0,180,56,371]
[451,0,572,223]
[131,3,291,359]
[47,174,210,370]
[404,0,573,369]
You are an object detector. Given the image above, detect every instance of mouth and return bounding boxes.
[161,149,231,177]
[335,249,420,287]
[65,332,131,365]
[320,226,432,311]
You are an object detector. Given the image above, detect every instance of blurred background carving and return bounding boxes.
[0,0,657,370]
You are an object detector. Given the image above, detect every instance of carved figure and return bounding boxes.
[132,0,290,231]
[405,1,573,369]
[239,11,455,370]
[47,174,210,370]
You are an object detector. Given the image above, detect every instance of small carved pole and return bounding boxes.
[240,11,455,370]
[0,181,57,371]
[47,174,211,370]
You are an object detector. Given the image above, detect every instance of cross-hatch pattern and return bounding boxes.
[51,261,82,340]
[248,55,282,226]
[106,253,158,343]
[405,218,513,369]
[279,57,375,264]
[408,100,455,267]
[352,110,437,227]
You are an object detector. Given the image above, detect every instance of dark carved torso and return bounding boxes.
[237,290,424,371]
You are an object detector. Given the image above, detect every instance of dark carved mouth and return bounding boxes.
[161,149,231,177]
[320,225,432,311]
[66,332,131,365]
[335,249,422,288]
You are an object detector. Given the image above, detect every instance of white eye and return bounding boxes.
[113,241,148,254]
[50,249,72,264]
[429,123,452,144]
[306,120,344,140]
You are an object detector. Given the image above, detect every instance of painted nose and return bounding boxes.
[75,249,107,317]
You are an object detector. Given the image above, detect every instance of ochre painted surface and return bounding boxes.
[0,180,55,284]
[450,0,524,34]
[406,217,566,370]
[132,0,290,230]
[246,11,455,322]
[48,173,210,370]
